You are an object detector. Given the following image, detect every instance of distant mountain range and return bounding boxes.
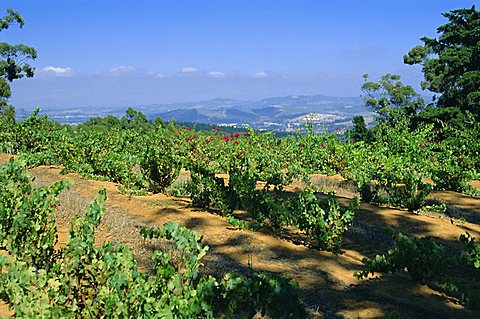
[18,95,374,131]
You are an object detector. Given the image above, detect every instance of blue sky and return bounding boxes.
[1,0,478,109]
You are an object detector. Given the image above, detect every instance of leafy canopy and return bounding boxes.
[361,73,425,122]
[350,115,373,142]
[0,8,37,118]
[404,6,480,117]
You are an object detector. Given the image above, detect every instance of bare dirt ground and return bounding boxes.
[1,153,480,318]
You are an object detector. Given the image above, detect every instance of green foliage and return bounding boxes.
[180,128,359,252]
[354,231,448,281]
[209,272,305,318]
[14,108,58,154]
[374,118,436,211]
[226,214,261,231]
[355,230,480,309]
[140,127,182,193]
[0,8,37,118]
[188,164,233,215]
[0,162,305,318]
[121,107,150,130]
[361,73,425,122]
[441,281,480,310]
[342,116,436,211]
[80,109,152,132]
[140,222,209,285]
[79,114,122,132]
[350,115,373,142]
[291,189,358,253]
[292,124,343,175]
[339,141,379,202]
[431,112,480,192]
[0,8,24,30]
[404,6,480,117]
[169,181,193,197]
[441,233,480,309]
[0,158,69,268]
[356,229,480,280]
[460,232,480,269]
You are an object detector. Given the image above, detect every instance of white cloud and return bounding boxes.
[42,66,73,76]
[207,71,225,78]
[108,66,137,75]
[146,71,166,78]
[181,66,198,74]
[253,71,268,78]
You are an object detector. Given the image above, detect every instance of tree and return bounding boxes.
[404,6,480,118]
[361,73,425,122]
[152,116,166,128]
[0,9,37,119]
[121,107,149,129]
[350,115,373,142]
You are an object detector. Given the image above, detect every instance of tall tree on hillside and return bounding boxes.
[404,6,480,119]
[361,73,425,123]
[0,9,37,119]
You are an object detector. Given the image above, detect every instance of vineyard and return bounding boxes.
[1,4,480,319]
[0,107,480,318]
